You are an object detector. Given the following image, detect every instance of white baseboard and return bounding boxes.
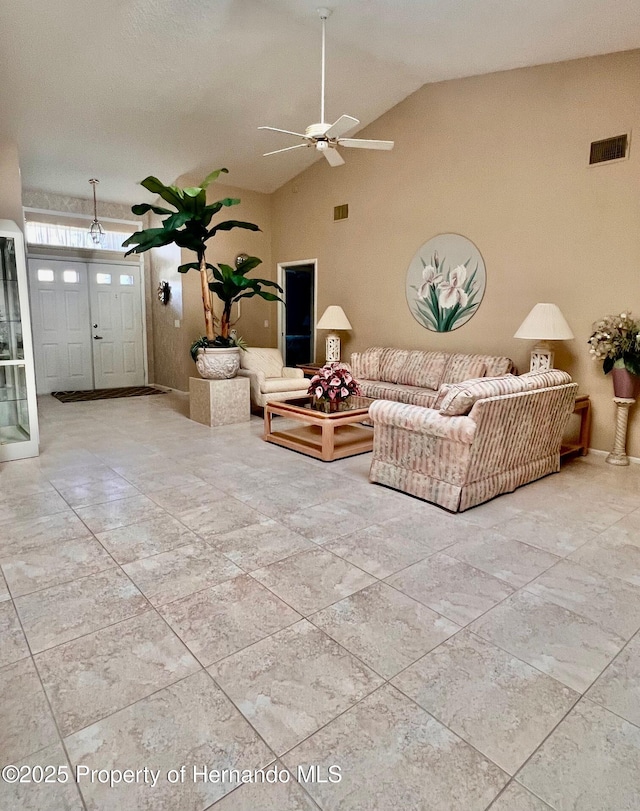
[587,448,640,465]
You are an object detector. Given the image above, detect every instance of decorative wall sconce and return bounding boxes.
[157,280,171,305]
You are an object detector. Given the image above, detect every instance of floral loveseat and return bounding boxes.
[368,370,578,512]
[350,347,514,407]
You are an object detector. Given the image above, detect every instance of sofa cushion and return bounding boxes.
[359,380,403,400]
[439,370,573,416]
[358,380,438,407]
[351,348,384,380]
[403,388,440,408]
[396,350,448,390]
[441,353,488,385]
[383,383,439,407]
[379,348,411,383]
[484,355,514,376]
[261,377,310,394]
[240,348,283,379]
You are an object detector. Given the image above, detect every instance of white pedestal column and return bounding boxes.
[606,397,636,466]
[189,376,250,427]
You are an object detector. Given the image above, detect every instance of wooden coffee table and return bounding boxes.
[264,396,374,461]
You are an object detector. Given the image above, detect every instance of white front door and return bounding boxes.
[89,264,144,389]
[28,259,145,392]
[27,259,93,393]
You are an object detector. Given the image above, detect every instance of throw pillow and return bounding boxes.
[439,375,521,416]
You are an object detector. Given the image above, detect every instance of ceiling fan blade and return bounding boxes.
[338,138,394,150]
[324,115,359,140]
[263,144,310,157]
[258,126,308,139]
[323,147,345,167]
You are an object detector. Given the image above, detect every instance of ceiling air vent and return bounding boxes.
[333,204,348,221]
[589,134,628,165]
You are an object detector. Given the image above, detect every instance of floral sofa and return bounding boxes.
[368,370,578,512]
[350,347,515,407]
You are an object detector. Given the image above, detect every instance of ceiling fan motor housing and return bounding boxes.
[306,123,332,138]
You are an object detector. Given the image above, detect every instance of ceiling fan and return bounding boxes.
[258,8,394,167]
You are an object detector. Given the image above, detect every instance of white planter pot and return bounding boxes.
[196,347,240,380]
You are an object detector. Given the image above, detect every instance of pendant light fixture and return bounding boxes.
[88,178,105,245]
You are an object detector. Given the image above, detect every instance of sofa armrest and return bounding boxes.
[368,400,476,444]
[282,367,305,379]
[467,383,578,479]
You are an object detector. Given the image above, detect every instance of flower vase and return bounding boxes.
[313,398,344,413]
[611,368,640,400]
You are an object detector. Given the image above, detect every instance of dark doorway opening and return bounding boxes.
[282,263,315,367]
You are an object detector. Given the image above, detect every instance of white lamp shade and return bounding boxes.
[317,305,352,331]
[514,303,574,341]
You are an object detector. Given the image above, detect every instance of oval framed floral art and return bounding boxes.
[406,233,486,332]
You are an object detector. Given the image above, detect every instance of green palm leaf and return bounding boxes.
[125,168,267,342]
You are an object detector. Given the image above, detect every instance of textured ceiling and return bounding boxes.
[1,0,639,203]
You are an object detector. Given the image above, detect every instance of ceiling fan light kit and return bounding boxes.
[259,8,394,166]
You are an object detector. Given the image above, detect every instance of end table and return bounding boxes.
[560,394,591,460]
[297,363,323,378]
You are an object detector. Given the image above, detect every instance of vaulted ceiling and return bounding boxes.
[1,0,639,203]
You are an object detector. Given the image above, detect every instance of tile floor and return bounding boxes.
[1,391,640,810]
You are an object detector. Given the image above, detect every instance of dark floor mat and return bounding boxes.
[51,386,166,403]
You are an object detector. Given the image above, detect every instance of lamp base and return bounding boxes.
[325,333,341,363]
[529,342,554,372]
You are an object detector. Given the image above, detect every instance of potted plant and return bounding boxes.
[123,168,283,379]
[588,311,640,398]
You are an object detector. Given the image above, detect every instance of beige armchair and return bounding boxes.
[238,347,308,410]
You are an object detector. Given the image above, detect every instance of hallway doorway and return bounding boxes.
[277,260,317,367]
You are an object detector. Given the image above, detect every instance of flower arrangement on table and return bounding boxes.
[308,363,362,410]
[588,312,640,375]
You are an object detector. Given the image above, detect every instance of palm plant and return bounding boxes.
[123,168,282,344]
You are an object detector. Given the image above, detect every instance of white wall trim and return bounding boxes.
[586,448,640,465]
[276,258,318,362]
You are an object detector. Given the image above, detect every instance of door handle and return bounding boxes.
[93,335,103,340]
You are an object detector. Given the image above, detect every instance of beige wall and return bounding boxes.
[271,50,640,456]
[148,180,273,391]
[0,140,24,228]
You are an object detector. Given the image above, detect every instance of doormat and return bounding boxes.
[51,386,167,403]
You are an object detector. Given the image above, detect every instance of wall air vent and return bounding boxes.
[333,204,348,221]
[589,134,628,165]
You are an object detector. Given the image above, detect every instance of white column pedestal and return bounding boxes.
[189,376,250,427]
[606,397,636,466]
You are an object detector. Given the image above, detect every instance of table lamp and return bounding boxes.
[317,305,352,362]
[514,303,574,371]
